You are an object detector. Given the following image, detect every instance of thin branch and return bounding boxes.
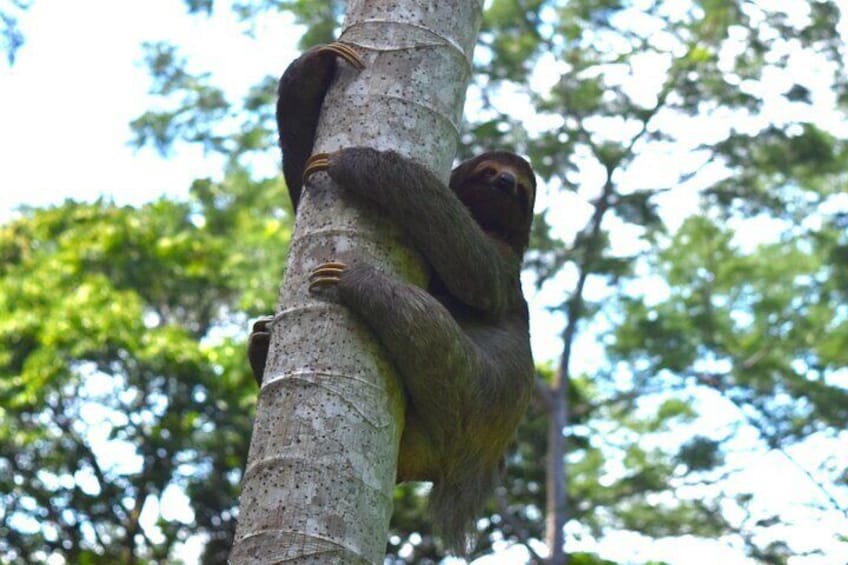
[495,490,546,563]
[689,370,848,518]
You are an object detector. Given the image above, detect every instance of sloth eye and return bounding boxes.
[481,166,498,177]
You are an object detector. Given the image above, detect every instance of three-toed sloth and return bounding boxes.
[248,43,536,549]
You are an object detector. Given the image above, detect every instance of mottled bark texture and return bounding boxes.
[229,1,483,563]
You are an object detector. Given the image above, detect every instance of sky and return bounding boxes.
[0,0,291,217]
[1,1,847,564]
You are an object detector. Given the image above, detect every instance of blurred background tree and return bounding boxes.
[1,1,846,563]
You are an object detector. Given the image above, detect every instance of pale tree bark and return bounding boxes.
[230,1,483,563]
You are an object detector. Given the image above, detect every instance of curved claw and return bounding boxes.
[308,261,347,292]
[251,314,274,334]
[303,152,331,182]
[319,42,365,70]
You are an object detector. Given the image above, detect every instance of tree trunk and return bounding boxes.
[545,370,568,565]
[230,1,483,563]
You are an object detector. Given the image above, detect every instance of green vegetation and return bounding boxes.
[2,1,846,563]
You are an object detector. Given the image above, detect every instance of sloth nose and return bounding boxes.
[494,172,517,194]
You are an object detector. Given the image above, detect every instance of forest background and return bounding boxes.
[1,0,847,563]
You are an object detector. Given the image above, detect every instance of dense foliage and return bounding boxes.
[0,174,290,563]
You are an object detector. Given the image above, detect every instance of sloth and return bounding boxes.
[249,42,536,548]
